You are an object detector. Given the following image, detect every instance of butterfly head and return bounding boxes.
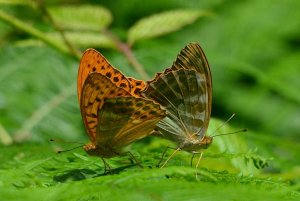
[182,136,213,152]
[198,136,213,149]
[83,142,120,158]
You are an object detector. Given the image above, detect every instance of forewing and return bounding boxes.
[97,97,166,148]
[77,48,132,103]
[80,73,131,142]
[171,43,212,120]
[142,69,209,142]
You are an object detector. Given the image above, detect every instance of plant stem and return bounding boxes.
[35,0,81,59]
[0,10,77,59]
[13,83,76,143]
[0,124,13,145]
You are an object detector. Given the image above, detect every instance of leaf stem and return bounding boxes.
[35,0,81,59]
[0,124,13,145]
[13,83,76,143]
[0,10,76,59]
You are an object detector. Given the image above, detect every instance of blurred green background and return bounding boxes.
[0,0,299,200]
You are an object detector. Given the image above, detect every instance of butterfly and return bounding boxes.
[77,49,166,170]
[141,43,212,168]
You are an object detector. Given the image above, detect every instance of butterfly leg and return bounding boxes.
[190,151,203,167]
[194,152,203,179]
[160,147,181,168]
[125,151,143,168]
[190,152,196,167]
[101,158,112,174]
[157,146,178,167]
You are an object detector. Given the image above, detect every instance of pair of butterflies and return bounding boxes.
[77,43,213,165]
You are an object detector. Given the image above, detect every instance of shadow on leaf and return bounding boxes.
[53,168,98,182]
[53,164,137,182]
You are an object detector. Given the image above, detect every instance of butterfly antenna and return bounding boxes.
[49,138,84,145]
[211,129,247,138]
[211,113,236,135]
[50,139,85,154]
[57,145,83,154]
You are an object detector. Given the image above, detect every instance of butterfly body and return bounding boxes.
[179,136,213,152]
[83,142,121,158]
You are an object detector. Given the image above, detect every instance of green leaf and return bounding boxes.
[0,123,12,145]
[0,143,299,201]
[0,47,81,142]
[207,119,259,175]
[48,5,112,31]
[0,10,69,54]
[15,31,116,49]
[128,9,211,45]
[0,0,33,6]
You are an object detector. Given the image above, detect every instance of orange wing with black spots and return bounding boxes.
[127,77,147,97]
[80,73,131,142]
[80,73,166,158]
[77,48,132,103]
[78,48,167,158]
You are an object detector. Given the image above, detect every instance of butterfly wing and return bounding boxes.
[142,69,209,144]
[97,97,166,149]
[80,73,131,143]
[127,77,147,97]
[171,43,212,120]
[78,48,132,103]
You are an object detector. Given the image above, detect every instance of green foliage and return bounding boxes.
[0,0,299,200]
[0,0,32,6]
[16,32,115,49]
[0,47,81,143]
[127,10,210,45]
[0,143,298,201]
[200,0,300,139]
[48,5,112,31]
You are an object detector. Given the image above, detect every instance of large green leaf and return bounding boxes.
[48,5,112,31]
[127,9,210,45]
[0,143,298,201]
[0,0,32,6]
[15,31,115,49]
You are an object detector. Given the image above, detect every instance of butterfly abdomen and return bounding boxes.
[83,142,121,158]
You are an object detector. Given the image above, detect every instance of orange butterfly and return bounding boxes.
[77,49,166,171]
